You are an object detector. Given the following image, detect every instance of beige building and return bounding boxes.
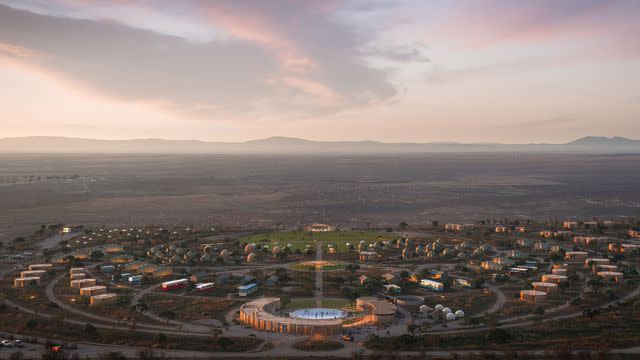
[90,293,118,306]
[70,278,97,288]
[532,282,559,293]
[70,272,87,280]
[20,270,46,278]
[28,264,53,271]
[520,290,547,304]
[573,236,609,246]
[598,271,624,283]
[80,285,107,297]
[541,274,568,284]
[565,251,588,261]
[13,277,41,288]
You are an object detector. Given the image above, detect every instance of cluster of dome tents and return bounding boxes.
[419,304,465,321]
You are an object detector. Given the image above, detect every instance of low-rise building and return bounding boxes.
[563,221,578,229]
[419,279,444,292]
[238,283,258,297]
[358,251,378,261]
[90,293,118,306]
[520,290,548,304]
[70,278,97,288]
[80,285,107,297]
[598,271,624,283]
[565,251,589,261]
[13,277,41,288]
[28,264,53,271]
[574,236,609,246]
[541,274,568,284]
[532,281,559,293]
[383,284,401,294]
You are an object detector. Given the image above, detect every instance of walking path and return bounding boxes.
[314,240,323,307]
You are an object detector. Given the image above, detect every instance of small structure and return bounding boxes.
[20,270,46,278]
[13,277,41,288]
[128,275,143,284]
[565,251,588,261]
[541,274,568,284]
[70,278,97,288]
[70,272,87,280]
[573,236,609,245]
[359,251,378,261]
[551,268,567,275]
[532,282,559,293]
[384,284,401,294]
[420,279,444,292]
[69,267,86,276]
[238,283,258,297]
[80,285,107,297]
[598,271,624,283]
[585,258,610,268]
[598,264,618,272]
[28,264,53,271]
[303,223,335,232]
[563,221,578,229]
[520,290,547,304]
[90,293,118,306]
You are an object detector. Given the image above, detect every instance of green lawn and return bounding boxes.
[239,230,395,252]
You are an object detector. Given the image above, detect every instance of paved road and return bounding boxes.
[315,240,323,307]
[36,231,82,250]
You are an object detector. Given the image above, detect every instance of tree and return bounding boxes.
[406,324,418,335]
[346,263,360,275]
[153,333,167,347]
[25,319,38,330]
[215,337,233,350]
[399,221,408,230]
[81,323,98,338]
[487,327,511,344]
[160,310,176,324]
[583,308,600,320]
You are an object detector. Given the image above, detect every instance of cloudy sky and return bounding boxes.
[1,0,639,143]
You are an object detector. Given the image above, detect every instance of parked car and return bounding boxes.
[1,339,14,347]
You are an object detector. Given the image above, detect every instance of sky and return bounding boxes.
[1,0,639,143]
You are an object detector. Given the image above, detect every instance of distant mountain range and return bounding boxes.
[0,136,639,154]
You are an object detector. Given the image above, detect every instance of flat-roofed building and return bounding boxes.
[565,251,589,261]
[90,293,118,306]
[70,278,97,288]
[598,271,624,283]
[563,221,578,229]
[20,270,46,278]
[541,274,568,284]
[13,277,41,288]
[574,236,609,245]
[28,264,53,271]
[585,258,610,268]
[70,272,87,280]
[532,282,559,293]
[520,290,547,304]
[80,285,107,296]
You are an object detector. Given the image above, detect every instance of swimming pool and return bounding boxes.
[289,308,346,320]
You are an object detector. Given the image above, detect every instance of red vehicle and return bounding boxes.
[161,278,189,291]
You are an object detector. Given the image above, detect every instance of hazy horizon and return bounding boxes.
[2,1,640,143]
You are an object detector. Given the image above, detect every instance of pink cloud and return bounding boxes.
[428,0,640,52]
[0,42,40,57]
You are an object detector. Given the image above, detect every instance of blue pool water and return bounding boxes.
[289,308,346,320]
